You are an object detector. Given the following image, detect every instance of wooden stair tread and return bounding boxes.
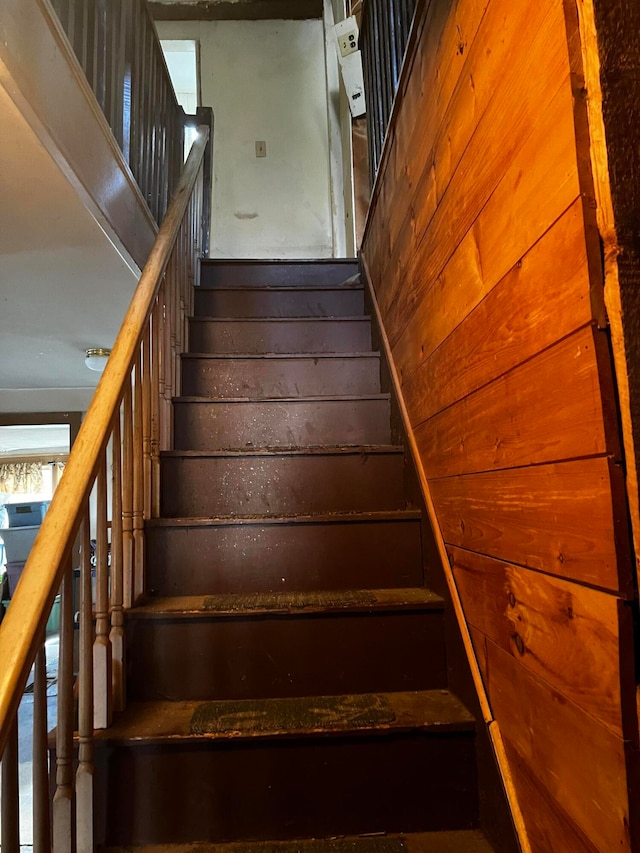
[100,830,494,853]
[190,316,371,323]
[94,690,475,743]
[129,587,444,619]
[159,445,404,458]
[181,352,380,359]
[145,510,422,528]
[174,394,391,403]
[202,285,364,293]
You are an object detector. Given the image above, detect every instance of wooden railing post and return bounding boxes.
[33,643,51,853]
[1,716,20,853]
[111,410,126,711]
[77,509,95,852]
[123,377,134,609]
[93,453,113,730]
[133,349,145,602]
[53,562,74,853]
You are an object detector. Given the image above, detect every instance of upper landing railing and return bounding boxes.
[48,0,212,244]
[360,0,417,186]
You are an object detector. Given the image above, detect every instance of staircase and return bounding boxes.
[94,259,494,853]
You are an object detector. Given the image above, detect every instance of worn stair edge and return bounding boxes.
[93,690,475,745]
[189,316,371,324]
[99,829,495,853]
[173,394,391,404]
[128,587,444,619]
[180,352,381,360]
[159,445,404,458]
[145,510,422,528]
[196,284,365,293]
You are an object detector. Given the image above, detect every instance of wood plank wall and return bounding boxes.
[361,0,639,850]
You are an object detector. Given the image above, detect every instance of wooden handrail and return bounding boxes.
[0,127,210,757]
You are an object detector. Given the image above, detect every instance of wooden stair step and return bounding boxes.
[180,352,382,398]
[126,588,445,701]
[159,446,405,517]
[100,830,494,853]
[95,691,474,743]
[130,587,444,618]
[92,692,478,845]
[194,285,365,318]
[173,395,391,450]
[199,259,359,288]
[145,511,424,596]
[188,317,372,354]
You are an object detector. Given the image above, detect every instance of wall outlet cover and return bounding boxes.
[255,140,267,158]
[334,17,359,59]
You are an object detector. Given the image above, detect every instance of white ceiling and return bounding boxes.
[0,425,70,457]
[0,83,140,413]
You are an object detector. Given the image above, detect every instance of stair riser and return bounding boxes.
[94,734,478,846]
[173,399,391,450]
[188,319,371,354]
[126,611,446,701]
[181,355,381,398]
[194,289,364,318]
[200,260,359,288]
[146,520,423,596]
[160,453,405,516]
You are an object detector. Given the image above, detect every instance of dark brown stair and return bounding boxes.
[97,259,489,851]
[173,395,391,450]
[126,588,446,701]
[159,447,406,517]
[94,691,478,847]
[146,512,424,596]
[188,317,372,354]
[180,353,382,398]
[199,258,359,288]
[194,285,364,317]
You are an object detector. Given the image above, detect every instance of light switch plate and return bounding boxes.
[255,140,266,158]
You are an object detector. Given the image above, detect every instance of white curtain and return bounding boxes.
[0,463,43,495]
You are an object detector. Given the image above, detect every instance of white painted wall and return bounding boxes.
[157,19,334,259]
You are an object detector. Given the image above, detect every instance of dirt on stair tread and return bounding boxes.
[200,284,365,292]
[145,510,422,528]
[180,352,381,359]
[93,690,475,744]
[100,830,494,853]
[129,587,444,618]
[174,394,390,403]
[189,316,370,323]
[159,445,403,458]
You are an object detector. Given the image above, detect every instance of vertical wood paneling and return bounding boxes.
[361,0,637,847]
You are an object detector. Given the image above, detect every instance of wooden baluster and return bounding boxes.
[123,377,134,609]
[94,454,112,729]
[151,299,162,515]
[53,561,74,853]
[142,325,152,519]
[76,509,94,852]
[133,349,145,602]
[110,410,126,710]
[1,714,20,853]
[168,254,178,410]
[156,283,167,452]
[33,641,51,853]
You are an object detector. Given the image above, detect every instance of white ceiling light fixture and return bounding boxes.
[85,348,111,373]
